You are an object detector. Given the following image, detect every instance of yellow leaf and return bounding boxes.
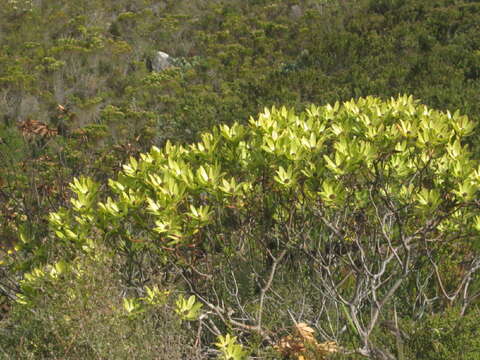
[296,323,317,344]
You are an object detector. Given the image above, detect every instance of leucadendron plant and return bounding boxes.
[14,96,480,358]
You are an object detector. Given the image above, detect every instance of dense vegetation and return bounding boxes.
[1,0,480,359]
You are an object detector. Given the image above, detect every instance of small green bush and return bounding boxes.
[0,250,202,360]
[404,307,480,360]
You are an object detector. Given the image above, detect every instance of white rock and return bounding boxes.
[290,5,303,19]
[151,51,173,72]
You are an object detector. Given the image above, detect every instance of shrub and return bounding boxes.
[22,95,480,358]
[403,307,480,360]
[0,250,202,359]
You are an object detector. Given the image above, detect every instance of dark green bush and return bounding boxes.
[404,307,480,360]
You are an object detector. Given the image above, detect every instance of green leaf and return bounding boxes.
[175,295,203,321]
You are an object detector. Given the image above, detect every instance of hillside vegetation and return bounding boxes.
[0,0,480,359]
